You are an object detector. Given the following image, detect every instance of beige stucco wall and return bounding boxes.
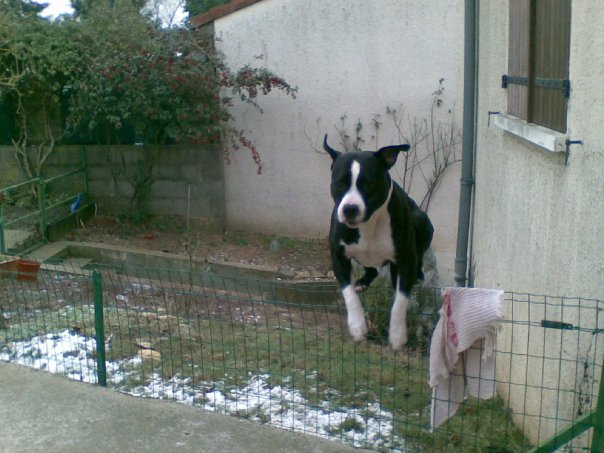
[213,0,464,284]
[473,1,604,446]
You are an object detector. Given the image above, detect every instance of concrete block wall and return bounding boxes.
[0,144,225,230]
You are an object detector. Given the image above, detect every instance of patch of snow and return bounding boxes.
[1,330,405,451]
[1,330,100,383]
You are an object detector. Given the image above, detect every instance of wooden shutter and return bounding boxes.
[506,0,571,132]
[529,0,571,132]
[507,0,531,120]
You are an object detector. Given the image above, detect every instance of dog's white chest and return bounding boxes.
[341,211,395,268]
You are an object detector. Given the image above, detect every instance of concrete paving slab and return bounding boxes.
[24,242,66,262]
[0,363,363,453]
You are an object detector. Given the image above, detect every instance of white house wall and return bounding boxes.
[473,2,604,308]
[474,1,604,446]
[213,0,464,284]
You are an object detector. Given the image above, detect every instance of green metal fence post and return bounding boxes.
[37,178,48,243]
[0,202,5,254]
[80,147,89,196]
[93,270,107,387]
[528,356,604,453]
[591,364,604,452]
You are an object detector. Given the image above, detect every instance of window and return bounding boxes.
[503,0,571,133]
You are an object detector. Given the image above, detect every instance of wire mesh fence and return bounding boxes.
[0,179,45,254]
[0,162,87,255]
[0,262,602,452]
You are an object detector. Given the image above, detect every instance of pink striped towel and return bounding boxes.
[429,287,504,429]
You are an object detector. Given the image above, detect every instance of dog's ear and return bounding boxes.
[375,144,411,169]
[323,134,342,164]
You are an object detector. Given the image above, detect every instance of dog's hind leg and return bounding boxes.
[388,264,415,351]
[389,281,410,350]
[354,267,378,293]
[413,210,434,282]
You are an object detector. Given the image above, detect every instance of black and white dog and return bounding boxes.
[324,135,434,350]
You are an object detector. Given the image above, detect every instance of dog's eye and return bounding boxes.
[360,179,373,189]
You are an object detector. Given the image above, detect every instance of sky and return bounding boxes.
[40,0,74,19]
[40,0,188,27]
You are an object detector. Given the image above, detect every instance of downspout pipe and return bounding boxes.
[454,0,477,287]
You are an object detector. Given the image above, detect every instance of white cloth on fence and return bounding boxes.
[429,287,504,429]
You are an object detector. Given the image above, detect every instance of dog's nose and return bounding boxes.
[342,204,360,220]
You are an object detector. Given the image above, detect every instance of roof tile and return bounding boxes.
[189,0,264,28]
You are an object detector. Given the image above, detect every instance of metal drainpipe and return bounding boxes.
[454,0,477,287]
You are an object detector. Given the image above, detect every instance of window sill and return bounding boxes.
[493,113,566,152]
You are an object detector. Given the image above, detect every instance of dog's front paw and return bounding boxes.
[348,313,368,342]
[389,326,408,351]
[342,285,368,342]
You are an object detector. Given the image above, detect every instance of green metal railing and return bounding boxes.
[528,362,604,453]
[0,149,88,255]
[0,178,45,254]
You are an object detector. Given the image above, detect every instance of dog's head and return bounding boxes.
[324,134,410,228]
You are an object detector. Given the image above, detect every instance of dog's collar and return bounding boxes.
[385,179,394,205]
[374,179,394,215]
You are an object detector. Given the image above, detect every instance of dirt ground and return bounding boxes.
[64,215,333,280]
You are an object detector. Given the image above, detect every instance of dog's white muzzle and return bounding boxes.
[337,161,365,227]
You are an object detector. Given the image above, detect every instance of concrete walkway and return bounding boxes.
[0,363,361,453]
